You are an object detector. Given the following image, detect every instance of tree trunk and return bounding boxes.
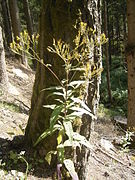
[77,0,102,179]
[0,26,9,89]
[1,0,12,48]
[103,0,112,103]
[22,0,36,69]
[25,0,102,178]
[8,0,21,41]
[127,0,135,130]
[111,16,115,55]
[8,0,28,67]
[23,0,33,37]
[116,15,120,54]
[107,2,112,65]
[123,6,127,45]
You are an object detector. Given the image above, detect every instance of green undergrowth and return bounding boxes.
[100,55,127,117]
[0,101,20,113]
[98,103,126,119]
[0,149,46,180]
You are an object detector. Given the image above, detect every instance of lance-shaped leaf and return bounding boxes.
[57,130,63,145]
[71,97,91,112]
[73,132,93,150]
[64,140,81,150]
[63,121,73,143]
[57,144,65,163]
[43,104,56,110]
[68,80,86,89]
[34,125,60,147]
[41,86,63,92]
[64,159,79,180]
[50,104,64,129]
[45,151,57,165]
[69,106,96,120]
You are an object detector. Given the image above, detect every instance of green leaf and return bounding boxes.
[67,90,73,97]
[55,99,64,103]
[9,151,17,160]
[63,159,79,180]
[69,80,85,89]
[34,126,59,147]
[43,104,56,109]
[52,92,64,97]
[71,97,91,112]
[46,91,64,99]
[70,106,96,119]
[50,104,64,129]
[70,67,85,72]
[64,140,81,150]
[41,86,63,92]
[57,144,65,163]
[73,132,93,149]
[66,114,77,120]
[69,107,90,115]
[63,121,73,143]
[45,151,57,165]
[57,130,63,145]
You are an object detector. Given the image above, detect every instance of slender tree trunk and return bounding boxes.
[25,0,102,178]
[123,10,127,44]
[1,0,12,48]
[116,15,120,54]
[107,2,112,65]
[8,0,28,67]
[8,0,21,41]
[127,0,135,130]
[23,0,33,37]
[111,16,115,55]
[103,0,112,103]
[0,26,9,89]
[22,0,36,69]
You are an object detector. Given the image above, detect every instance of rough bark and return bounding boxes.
[1,0,12,48]
[77,0,102,179]
[0,26,9,89]
[127,0,135,130]
[25,0,101,178]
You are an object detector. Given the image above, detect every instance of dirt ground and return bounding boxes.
[0,56,135,180]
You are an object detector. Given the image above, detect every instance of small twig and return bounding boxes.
[92,153,105,165]
[14,98,30,109]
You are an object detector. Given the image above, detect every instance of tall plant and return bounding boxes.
[10,22,107,179]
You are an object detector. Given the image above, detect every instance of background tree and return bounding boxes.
[0,26,9,89]
[18,0,41,33]
[22,0,33,37]
[1,0,12,49]
[8,0,21,41]
[103,0,112,104]
[100,0,127,115]
[22,0,37,68]
[127,0,135,130]
[8,0,28,67]
[25,0,102,179]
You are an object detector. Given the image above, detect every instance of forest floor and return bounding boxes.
[0,56,135,180]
